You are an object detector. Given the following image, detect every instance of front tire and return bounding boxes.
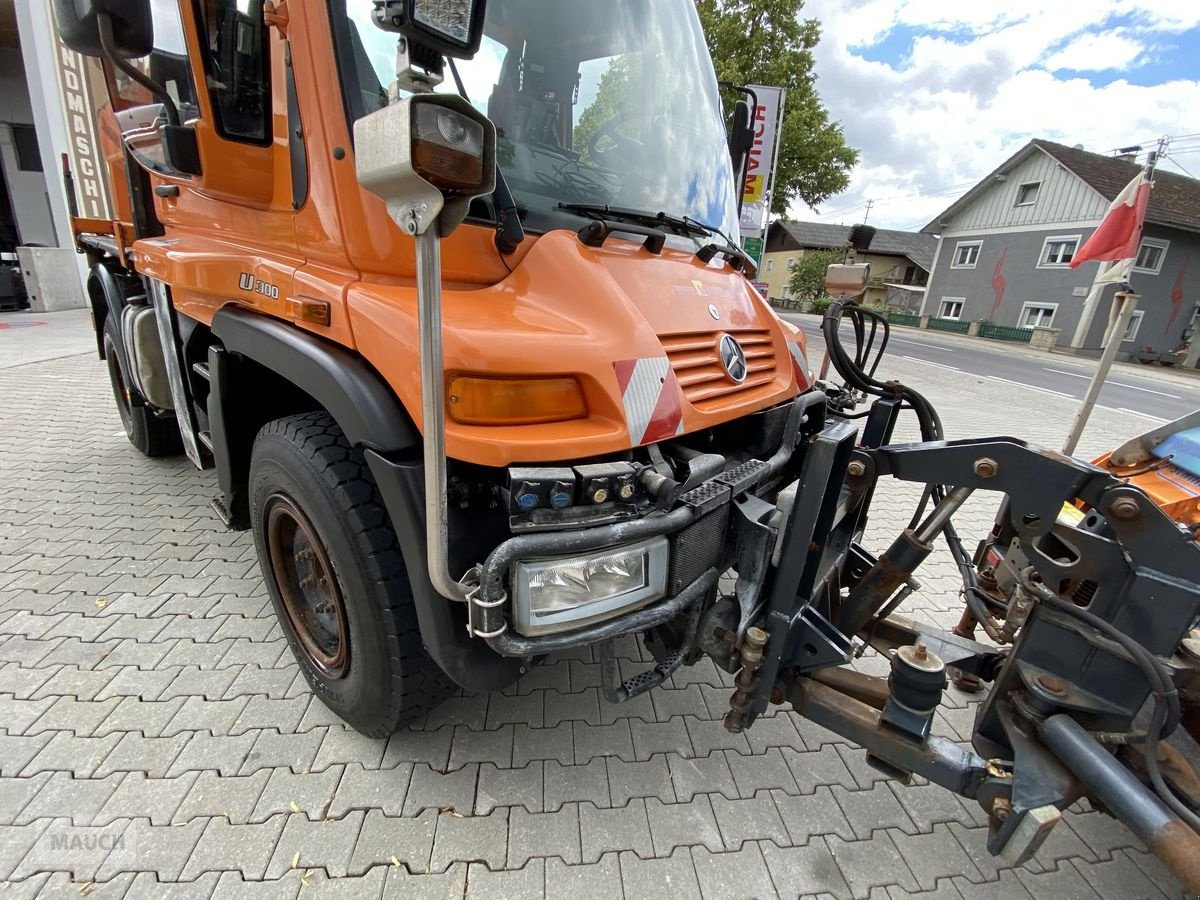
[249,411,452,736]
[102,317,182,457]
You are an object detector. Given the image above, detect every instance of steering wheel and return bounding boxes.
[587,112,648,166]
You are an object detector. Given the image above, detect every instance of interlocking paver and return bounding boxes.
[15,771,122,825]
[619,846,702,899]
[469,858,544,899]
[96,771,198,826]
[630,717,691,760]
[544,757,608,812]
[668,751,737,803]
[178,814,287,880]
[579,798,652,863]
[96,817,207,881]
[476,760,543,814]
[430,807,508,873]
[348,808,437,875]
[763,839,853,900]
[834,782,917,840]
[173,769,271,824]
[508,802,582,868]
[255,764,345,821]
[645,795,723,857]
[402,763,478,816]
[711,792,789,851]
[264,809,364,878]
[690,842,777,900]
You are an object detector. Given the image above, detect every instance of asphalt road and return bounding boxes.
[781,314,1200,424]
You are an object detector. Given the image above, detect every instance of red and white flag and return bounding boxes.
[1070,167,1153,284]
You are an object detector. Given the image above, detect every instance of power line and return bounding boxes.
[1165,154,1196,179]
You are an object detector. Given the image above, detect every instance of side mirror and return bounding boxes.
[373,0,488,59]
[52,0,152,58]
[728,99,754,183]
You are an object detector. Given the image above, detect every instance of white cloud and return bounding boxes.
[1043,31,1145,72]
[793,0,1200,230]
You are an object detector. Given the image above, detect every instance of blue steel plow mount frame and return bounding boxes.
[582,301,1200,894]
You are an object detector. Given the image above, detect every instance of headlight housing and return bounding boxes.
[512,538,669,636]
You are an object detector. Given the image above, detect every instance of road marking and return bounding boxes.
[892,338,954,351]
[1045,368,1091,379]
[898,356,961,372]
[984,376,1074,399]
[1116,407,1169,424]
[1108,381,1181,399]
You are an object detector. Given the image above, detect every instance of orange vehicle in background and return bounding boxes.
[58,0,812,735]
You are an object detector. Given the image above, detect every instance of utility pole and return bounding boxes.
[863,199,874,224]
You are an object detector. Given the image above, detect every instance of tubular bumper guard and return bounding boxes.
[475,394,820,656]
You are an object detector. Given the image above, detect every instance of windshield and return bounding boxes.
[332,0,740,241]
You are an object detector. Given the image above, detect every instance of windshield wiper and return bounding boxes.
[557,203,712,239]
[446,59,524,256]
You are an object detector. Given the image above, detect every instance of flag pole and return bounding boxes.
[1061,144,1161,456]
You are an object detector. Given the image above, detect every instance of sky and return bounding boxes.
[795,0,1200,231]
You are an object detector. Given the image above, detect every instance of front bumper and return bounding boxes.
[474,393,821,656]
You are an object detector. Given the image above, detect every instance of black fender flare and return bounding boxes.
[211,306,418,452]
[87,263,131,362]
[208,308,519,692]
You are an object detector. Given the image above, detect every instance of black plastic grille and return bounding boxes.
[668,506,731,595]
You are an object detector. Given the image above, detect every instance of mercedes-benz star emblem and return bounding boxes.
[708,304,720,320]
[718,333,748,384]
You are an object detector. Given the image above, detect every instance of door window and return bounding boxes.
[195,0,272,143]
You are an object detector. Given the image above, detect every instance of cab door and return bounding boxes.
[105,0,301,326]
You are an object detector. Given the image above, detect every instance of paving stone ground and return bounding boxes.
[0,341,1188,899]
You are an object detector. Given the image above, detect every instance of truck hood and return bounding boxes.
[348,229,808,467]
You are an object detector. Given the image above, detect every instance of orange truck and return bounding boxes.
[58,0,813,735]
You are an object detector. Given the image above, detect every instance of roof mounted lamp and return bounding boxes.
[372,0,488,93]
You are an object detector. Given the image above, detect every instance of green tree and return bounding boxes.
[696,0,858,213]
[788,249,843,305]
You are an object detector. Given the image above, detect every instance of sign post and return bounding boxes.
[738,85,785,247]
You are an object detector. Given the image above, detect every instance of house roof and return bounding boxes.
[769,221,937,271]
[924,139,1200,234]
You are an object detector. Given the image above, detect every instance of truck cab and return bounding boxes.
[64,0,814,736]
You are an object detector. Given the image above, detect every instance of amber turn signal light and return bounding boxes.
[287,296,331,326]
[447,376,587,426]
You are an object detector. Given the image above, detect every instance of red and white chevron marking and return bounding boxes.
[787,341,811,390]
[614,357,684,447]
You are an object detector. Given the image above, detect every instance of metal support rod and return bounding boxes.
[914,486,974,544]
[1040,714,1200,894]
[788,677,989,795]
[1062,292,1139,456]
[415,229,469,603]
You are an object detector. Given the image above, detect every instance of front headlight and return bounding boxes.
[512,538,669,636]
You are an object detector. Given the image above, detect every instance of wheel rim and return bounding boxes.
[265,493,350,679]
[104,335,134,434]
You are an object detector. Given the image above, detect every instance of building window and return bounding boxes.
[1038,236,1080,268]
[195,0,273,143]
[765,259,774,272]
[951,242,981,269]
[781,285,791,299]
[786,257,796,271]
[1015,182,1040,206]
[1134,238,1169,275]
[1020,303,1057,328]
[1122,310,1144,342]
[938,298,964,319]
[11,125,42,172]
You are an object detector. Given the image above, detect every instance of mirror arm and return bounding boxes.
[97,12,180,127]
